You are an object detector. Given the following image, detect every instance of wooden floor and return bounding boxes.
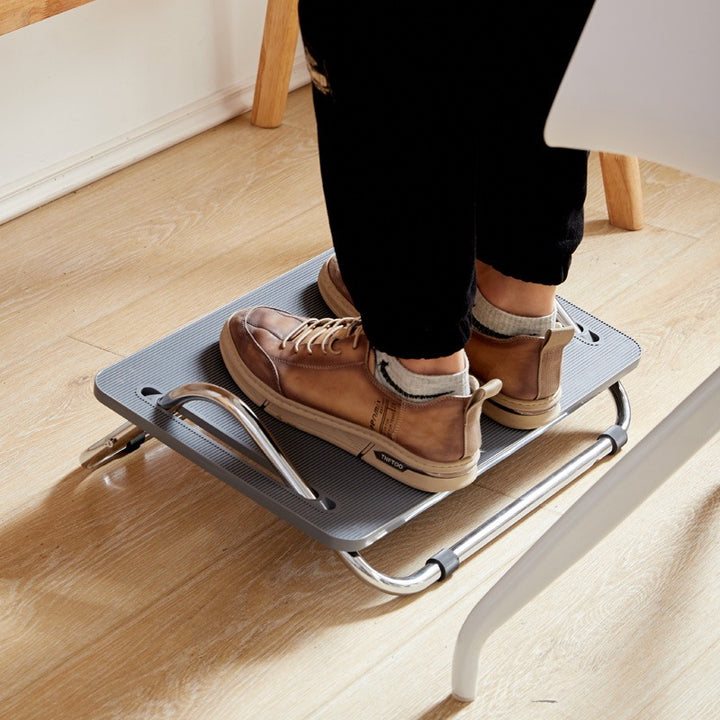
[1,86,718,720]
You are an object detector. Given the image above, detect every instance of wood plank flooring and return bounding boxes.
[1,86,718,720]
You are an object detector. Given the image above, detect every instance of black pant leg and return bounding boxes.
[475,2,595,285]
[298,2,595,357]
[299,1,477,358]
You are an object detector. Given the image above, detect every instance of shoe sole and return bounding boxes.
[219,321,481,493]
[483,390,561,430]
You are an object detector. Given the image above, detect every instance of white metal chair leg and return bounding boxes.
[452,366,720,702]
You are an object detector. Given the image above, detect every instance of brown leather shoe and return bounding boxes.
[219,307,501,493]
[317,254,575,430]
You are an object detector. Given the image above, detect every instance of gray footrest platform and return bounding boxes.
[91,250,641,555]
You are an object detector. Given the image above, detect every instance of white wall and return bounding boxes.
[0,0,309,224]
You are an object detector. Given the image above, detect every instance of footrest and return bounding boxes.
[89,250,641,553]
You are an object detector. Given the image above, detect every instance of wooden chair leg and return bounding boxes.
[251,0,300,128]
[599,152,644,230]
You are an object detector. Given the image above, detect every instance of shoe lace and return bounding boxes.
[282,317,364,355]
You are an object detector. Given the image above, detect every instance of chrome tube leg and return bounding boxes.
[452,367,720,702]
[336,437,620,596]
[450,382,630,564]
[80,421,148,469]
[336,551,442,595]
[335,383,631,596]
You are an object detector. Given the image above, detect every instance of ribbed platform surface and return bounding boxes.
[94,251,641,551]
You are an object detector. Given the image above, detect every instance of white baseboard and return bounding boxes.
[0,61,309,226]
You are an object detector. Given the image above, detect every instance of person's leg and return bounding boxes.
[219,3,501,491]
[317,2,596,429]
[464,2,595,428]
[300,0,477,361]
[474,2,595,290]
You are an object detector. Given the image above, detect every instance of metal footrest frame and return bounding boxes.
[81,379,631,596]
[79,250,640,596]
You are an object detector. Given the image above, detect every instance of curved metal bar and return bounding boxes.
[452,369,720,701]
[157,382,318,501]
[609,380,632,431]
[336,551,442,595]
[80,421,148,469]
[334,382,631,596]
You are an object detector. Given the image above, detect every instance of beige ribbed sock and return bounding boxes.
[472,288,556,338]
[374,350,471,401]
